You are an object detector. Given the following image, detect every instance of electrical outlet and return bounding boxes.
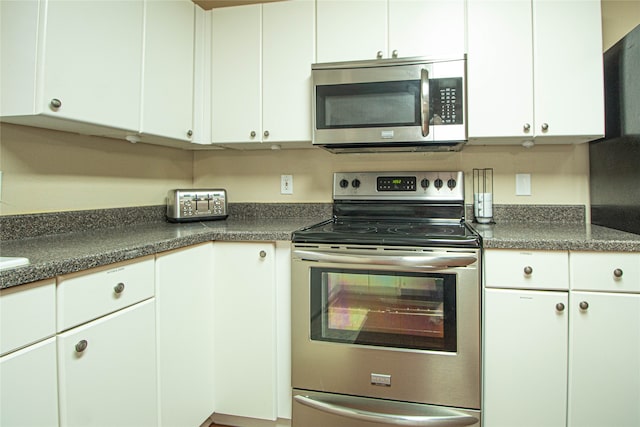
[281,174,293,195]
[516,173,531,196]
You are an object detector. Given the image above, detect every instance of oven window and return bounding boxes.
[310,268,457,352]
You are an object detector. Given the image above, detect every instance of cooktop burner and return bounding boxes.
[292,171,482,249]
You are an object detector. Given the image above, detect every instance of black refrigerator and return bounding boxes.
[590,24,640,235]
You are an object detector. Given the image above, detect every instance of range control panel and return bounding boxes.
[166,189,228,222]
[334,171,464,202]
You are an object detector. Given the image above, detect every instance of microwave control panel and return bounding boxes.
[431,78,463,125]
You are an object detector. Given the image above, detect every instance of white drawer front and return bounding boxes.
[570,251,640,293]
[0,280,56,355]
[484,249,569,290]
[57,256,155,331]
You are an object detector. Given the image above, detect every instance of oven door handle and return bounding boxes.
[293,250,476,269]
[294,395,478,426]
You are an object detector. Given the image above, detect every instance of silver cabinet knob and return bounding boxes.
[259,250,267,258]
[523,123,531,132]
[392,49,398,58]
[187,129,193,137]
[613,268,623,278]
[524,266,533,275]
[75,340,88,353]
[556,302,565,312]
[579,301,589,310]
[541,123,549,131]
[263,130,269,138]
[114,282,125,294]
[50,98,62,109]
[376,51,383,59]
[250,131,257,138]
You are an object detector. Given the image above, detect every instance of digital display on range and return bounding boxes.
[377,176,416,191]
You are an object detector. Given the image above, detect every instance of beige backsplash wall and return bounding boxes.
[193,144,589,206]
[0,124,193,215]
[0,2,637,216]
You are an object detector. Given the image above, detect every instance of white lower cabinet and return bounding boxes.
[211,241,292,423]
[568,292,640,427]
[57,298,157,427]
[0,337,59,427]
[484,249,640,427]
[155,243,215,427]
[0,279,58,427]
[212,241,277,420]
[483,288,568,427]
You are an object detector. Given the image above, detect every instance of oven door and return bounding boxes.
[312,58,466,147]
[291,244,480,410]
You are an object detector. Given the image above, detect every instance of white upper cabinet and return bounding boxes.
[316,0,387,62]
[211,0,314,148]
[467,0,604,145]
[211,4,262,144]
[262,0,315,145]
[388,0,466,59]
[140,0,196,143]
[0,0,143,137]
[316,0,466,63]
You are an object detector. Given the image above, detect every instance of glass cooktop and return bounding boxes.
[292,218,481,248]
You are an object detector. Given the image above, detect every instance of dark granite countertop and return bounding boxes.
[476,222,640,252]
[2,204,640,290]
[0,218,319,289]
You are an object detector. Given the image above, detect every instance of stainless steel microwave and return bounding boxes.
[312,56,467,153]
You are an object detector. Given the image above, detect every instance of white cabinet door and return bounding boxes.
[0,337,59,427]
[532,0,604,142]
[388,0,466,58]
[57,299,157,427]
[467,0,534,142]
[467,0,604,145]
[212,242,277,420]
[211,4,262,144]
[42,0,143,131]
[568,292,640,427]
[262,0,315,144]
[141,0,195,142]
[316,0,387,62]
[155,243,215,427]
[0,279,56,355]
[483,288,568,427]
[211,1,314,148]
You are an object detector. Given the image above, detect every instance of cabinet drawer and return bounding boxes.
[570,251,640,293]
[57,256,154,331]
[0,279,56,355]
[484,249,569,290]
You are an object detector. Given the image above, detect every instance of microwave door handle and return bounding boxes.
[294,395,478,427]
[421,68,430,137]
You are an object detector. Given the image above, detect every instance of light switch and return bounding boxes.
[516,173,531,196]
[281,175,293,195]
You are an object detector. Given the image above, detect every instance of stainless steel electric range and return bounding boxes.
[291,171,481,427]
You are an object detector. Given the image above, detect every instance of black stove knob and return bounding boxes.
[339,179,349,188]
[434,178,443,189]
[420,178,430,189]
[351,179,361,188]
[447,178,457,189]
